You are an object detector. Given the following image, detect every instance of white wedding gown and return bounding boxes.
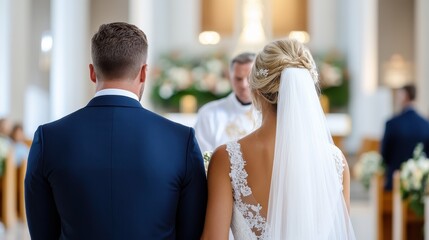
[226,141,346,240]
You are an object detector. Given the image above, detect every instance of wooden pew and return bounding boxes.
[392,171,424,240]
[0,149,17,228]
[372,172,393,240]
[18,159,27,222]
[425,196,429,240]
[358,137,380,158]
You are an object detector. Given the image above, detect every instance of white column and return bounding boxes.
[0,0,11,117]
[22,0,51,137]
[7,0,31,122]
[308,0,339,52]
[415,0,429,117]
[129,0,154,109]
[345,0,385,154]
[50,0,90,120]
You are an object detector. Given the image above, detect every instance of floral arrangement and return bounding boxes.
[400,143,429,216]
[354,151,384,190]
[314,51,349,112]
[203,151,212,174]
[151,52,231,112]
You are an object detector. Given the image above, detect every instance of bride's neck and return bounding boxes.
[258,106,277,138]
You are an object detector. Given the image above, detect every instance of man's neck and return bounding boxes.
[402,103,414,112]
[235,95,251,106]
[96,80,138,97]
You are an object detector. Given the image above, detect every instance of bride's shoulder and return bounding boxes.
[207,144,231,176]
[329,144,342,155]
[329,144,349,174]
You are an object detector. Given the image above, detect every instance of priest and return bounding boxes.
[195,52,256,153]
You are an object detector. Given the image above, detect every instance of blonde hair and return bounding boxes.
[250,39,318,109]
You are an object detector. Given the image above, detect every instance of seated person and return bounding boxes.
[10,123,29,166]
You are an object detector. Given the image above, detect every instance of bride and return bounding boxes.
[201,39,355,239]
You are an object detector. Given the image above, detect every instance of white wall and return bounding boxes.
[0,0,11,117]
[415,0,429,116]
[9,0,31,122]
[308,0,340,53]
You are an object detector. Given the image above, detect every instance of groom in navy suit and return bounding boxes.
[25,22,207,240]
[381,84,429,190]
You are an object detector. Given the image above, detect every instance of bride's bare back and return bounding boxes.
[237,128,275,217]
[201,105,278,240]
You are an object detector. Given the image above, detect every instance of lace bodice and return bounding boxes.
[331,144,345,190]
[226,141,345,240]
[227,141,268,240]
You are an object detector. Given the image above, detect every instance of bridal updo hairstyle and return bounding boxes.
[250,38,318,110]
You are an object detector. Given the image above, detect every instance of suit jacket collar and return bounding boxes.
[86,95,143,108]
[402,106,415,115]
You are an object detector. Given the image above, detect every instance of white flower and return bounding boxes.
[400,144,429,193]
[417,157,429,172]
[159,83,175,99]
[168,67,191,89]
[206,59,223,75]
[215,78,231,95]
[356,151,383,190]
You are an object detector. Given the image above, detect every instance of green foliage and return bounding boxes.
[0,157,4,177]
[314,51,349,111]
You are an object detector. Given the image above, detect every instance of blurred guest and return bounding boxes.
[381,84,429,190]
[194,52,256,152]
[0,118,12,157]
[10,123,29,166]
[0,118,12,140]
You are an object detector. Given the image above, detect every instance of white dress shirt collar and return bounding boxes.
[94,88,139,102]
[227,93,252,112]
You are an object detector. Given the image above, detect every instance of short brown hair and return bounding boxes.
[230,52,255,70]
[91,22,148,80]
[402,84,416,101]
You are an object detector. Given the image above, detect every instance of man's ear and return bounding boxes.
[139,64,147,83]
[89,64,97,83]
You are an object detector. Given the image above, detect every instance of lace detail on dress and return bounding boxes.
[227,141,268,240]
[331,145,345,190]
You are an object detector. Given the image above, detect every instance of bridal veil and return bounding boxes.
[266,67,355,239]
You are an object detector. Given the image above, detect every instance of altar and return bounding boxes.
[165,113,352,152]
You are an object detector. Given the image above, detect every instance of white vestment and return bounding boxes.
[194,93,256,153]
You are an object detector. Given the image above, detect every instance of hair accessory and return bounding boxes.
[256,68,269,77]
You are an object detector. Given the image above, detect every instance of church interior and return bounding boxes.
[1,0,429,239]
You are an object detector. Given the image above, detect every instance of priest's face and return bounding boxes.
[230,62,253,104]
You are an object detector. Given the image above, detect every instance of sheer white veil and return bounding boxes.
[266,68,355,239]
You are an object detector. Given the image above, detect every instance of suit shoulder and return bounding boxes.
[385,113,405,127]
[142,108,192,134]
[42,108,87,130]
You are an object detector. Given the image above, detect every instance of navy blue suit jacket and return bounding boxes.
[381,108,429,190]
[25,95,208,240]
